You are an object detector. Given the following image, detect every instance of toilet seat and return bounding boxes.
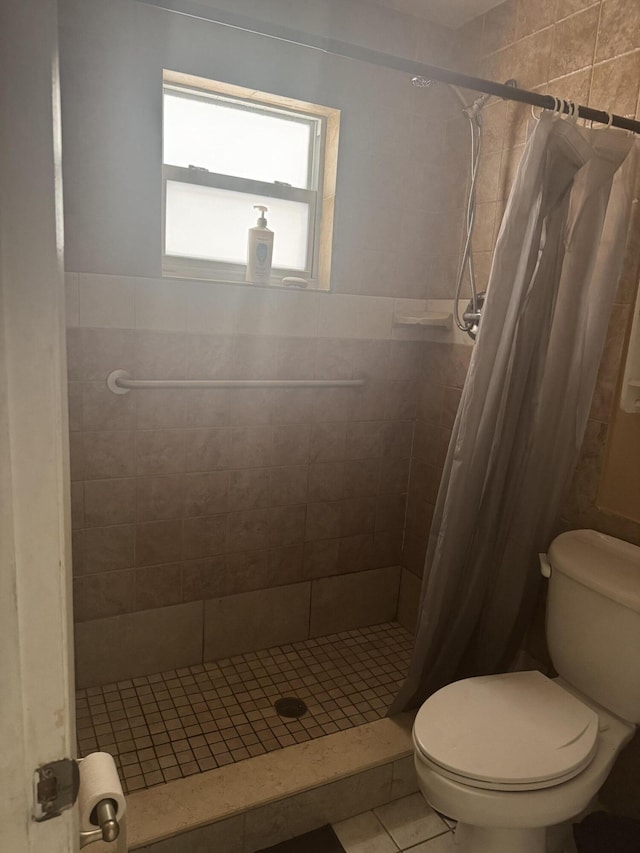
[413,671,600,792]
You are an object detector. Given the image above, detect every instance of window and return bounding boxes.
[162,72,339,289]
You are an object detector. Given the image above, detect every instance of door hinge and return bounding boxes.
[33,758,80,822]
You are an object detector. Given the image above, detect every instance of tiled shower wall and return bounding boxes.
[399,0,640,617]
[67,286,424,686]
[464,0,640,547]
[59,0,471,685]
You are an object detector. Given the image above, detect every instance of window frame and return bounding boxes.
[161,80,329,286]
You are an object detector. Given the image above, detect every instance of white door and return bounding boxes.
[0,0,78,850]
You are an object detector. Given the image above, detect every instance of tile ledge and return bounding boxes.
[126,713,415,849]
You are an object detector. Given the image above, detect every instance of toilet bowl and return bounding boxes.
[413,673,634,852]
[411,530,640,853]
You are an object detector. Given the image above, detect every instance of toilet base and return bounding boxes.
[454,822,546,853]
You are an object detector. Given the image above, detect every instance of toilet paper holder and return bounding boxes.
[80,798,120,848]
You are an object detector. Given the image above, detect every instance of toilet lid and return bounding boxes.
[414,671,599,791]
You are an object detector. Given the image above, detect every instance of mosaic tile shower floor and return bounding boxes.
[76,622,413,794]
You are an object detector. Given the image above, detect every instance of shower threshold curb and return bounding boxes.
[123,713,415,850]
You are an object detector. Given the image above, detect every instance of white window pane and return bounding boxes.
[165,181,310,271]
[163,93,312,188]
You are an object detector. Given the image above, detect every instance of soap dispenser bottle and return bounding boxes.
[246,205,274,283]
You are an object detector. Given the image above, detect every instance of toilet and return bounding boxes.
[412,529,640,853]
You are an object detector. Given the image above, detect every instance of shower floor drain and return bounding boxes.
[274,697,308,718]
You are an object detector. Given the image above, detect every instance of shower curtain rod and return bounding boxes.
[140,0,640,135]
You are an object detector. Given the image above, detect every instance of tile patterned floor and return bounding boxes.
[75,622,413,794]
[333,793,580,853]
[333,794,456,853]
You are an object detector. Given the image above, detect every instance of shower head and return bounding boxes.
[411,76,435,88]
[455,78,518,116]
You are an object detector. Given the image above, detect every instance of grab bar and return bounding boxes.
[107,370,365,395]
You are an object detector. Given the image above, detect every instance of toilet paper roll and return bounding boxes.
[78,752,127,834]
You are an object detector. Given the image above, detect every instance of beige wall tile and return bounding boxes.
[84,477,136,527]
[309,565,401,636]
[182,556,227,602]
[226,508,270,552]
[243,765,393,852]
[589,51,640,117]
[397,567,422,633]
[74,601,204,687]
[135,519,183,567]
[390,756,420,800]
[275,337,318,380]
[135,563,183,610]
[268,543,304,586]
[557,0,600,19]
[136,475,186,522]
[65,272,80,327]
[345,421,384,461]
[228,387,273,426]
[268,504,307,547]
[356,297,395,340]
[228,426,271,469]
[185,334,234,379]
[135,815,245,853]
[73,570,135,622]
[303,539,340,579]
[225,550,268,595]
[596,0,640,63]
[228,468,270,511]
[135,389,186,431]
[549,6,600,79]
[271,289,320,338]
[232,335,279,380]
[135,278,187,331]
[183,388,230,428]
[305,501,342,541]
[133,330,187,380]
[344,458,381,498]
[269,388,316,425]
[271,424,310,466]
[82,382,136,431]
[316,338,353,380]
[308,462,345,502]
[184,427,231,472]
[68,381,83,431]
[203,582,311,660]
[69,431,84,481]
[136,429,187,476]
[83,430,135,479]
[184,471,230,516]
[233,288,279,336]
[317,294,360,339]
[71,481,84,530]
[79,273,135,328]
[517,0,557,39]
[182,515,227,560]
[269,465,309,506]
[185,281,237,335]
[80,327,135,380]
[81,525,135,575]
[483,0,518,53]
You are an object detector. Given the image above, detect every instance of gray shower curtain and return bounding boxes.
[391,112,639,714]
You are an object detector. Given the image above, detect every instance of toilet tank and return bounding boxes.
[547,529,640,722]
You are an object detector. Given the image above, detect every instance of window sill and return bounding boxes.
[162,263,326,292]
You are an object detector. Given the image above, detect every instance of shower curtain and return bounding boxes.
[391,112,639,713]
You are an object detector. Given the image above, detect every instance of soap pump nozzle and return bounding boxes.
[253,205,268,227]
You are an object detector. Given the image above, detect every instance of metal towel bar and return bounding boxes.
[107,370,365,394]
